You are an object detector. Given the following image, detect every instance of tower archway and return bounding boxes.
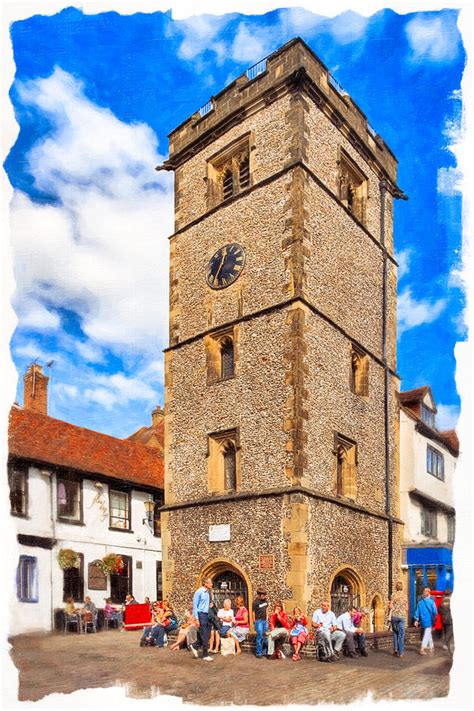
[329,566,365,617]
[199,559,250,610]
[369,594,385,632]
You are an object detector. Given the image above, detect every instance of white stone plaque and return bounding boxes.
[209,524,230,542]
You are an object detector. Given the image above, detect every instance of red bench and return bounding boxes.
[123,603,152,631]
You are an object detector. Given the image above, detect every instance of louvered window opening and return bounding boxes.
[239,159,250,189]
[223,170,234,200]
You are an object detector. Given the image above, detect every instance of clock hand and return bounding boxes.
[215,247,227,279]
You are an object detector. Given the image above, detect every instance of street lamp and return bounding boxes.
[143,495,155,532]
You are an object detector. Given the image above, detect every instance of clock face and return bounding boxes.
[206,243,246,290]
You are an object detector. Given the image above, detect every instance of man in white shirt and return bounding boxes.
[336,606,368,658]
[311,600,346,660]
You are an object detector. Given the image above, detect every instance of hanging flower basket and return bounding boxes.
[57,548,80,570]
[101,553,125,575]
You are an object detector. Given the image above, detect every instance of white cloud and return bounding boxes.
[83,371,159,410]
[394,248,411,281]
[177,15,228,63]
[437,166,462,196]
[231,22,275,64]
[284,8,323,37]
[329,11,368,45]
[10,68,173,358]
[397,288,446,334]
[405,14,461,64]
[14,298,60,330]
[436,403,460,431]
[74,340,104,364]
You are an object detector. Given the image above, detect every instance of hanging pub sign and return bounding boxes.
[259,555,274,570]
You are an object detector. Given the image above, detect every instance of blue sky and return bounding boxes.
[5,6,465,438]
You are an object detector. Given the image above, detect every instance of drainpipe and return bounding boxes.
[379,178,393,598]
[380,177,408,599]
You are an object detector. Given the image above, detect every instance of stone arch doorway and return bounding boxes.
[330,567,364,618]
[369,594,385,632]
[200,560,250,610]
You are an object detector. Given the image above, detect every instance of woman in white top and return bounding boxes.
[217,599,236,651]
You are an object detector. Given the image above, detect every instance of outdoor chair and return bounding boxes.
[82,610,98,633]
[104,611,122,630]
[64,613,82,634]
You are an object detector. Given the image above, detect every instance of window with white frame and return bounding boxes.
[17,556,38,602]
[421,506,437,538]
[109,489,131,530]
[57,477,82,521]
[426,445,444,481]
[421,404,436,428]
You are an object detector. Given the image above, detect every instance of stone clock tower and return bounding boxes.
[159,39,405,622]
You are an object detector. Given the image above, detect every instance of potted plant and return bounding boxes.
[101,553,125,575]
[57,548,80,570]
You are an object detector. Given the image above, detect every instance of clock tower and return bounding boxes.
[159,38,405,620]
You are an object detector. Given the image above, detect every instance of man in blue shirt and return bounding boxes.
[190,577,213,661]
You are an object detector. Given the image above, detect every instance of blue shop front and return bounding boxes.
[405,546,454,620]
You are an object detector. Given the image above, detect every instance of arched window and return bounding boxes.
[335,435,357,500]
[220,337,234,380]
[223,441,236,491]
[350,346,369,396]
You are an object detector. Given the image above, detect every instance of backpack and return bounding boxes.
[316,635,332,662]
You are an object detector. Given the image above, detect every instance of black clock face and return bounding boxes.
[206,243,246,290]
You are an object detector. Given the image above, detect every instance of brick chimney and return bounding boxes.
[23,364,49,415]
[151,405,164,428]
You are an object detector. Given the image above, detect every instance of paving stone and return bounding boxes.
[9,631,452,704]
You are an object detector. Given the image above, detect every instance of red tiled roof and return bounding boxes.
[8,406,163,489]
[127,420,164,452]
[439,430,459,456]
[399,386,431,404]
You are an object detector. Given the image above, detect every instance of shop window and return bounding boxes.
[334,434,357,500]
[8,464,28,517]
[208,429,240,493]
[207,134,253,207]
[109,489,131,530]
[426,567,437,591]
[205,327,237,384]
[17,556,38,603]
[338,151,368,225]
[427,446,444,481]
[421,506,437,538]
[350,345,369,396]
[63,553,84,602]
[57,477,82,522]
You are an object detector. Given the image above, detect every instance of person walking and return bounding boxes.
[190,576,214,661]
[252,588,269,659]
[414,587,438,655]
[439,589,453,652]
[387,581,408,658]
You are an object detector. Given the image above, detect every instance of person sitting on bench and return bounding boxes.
[336,606,368,657]
[311,600,345,661]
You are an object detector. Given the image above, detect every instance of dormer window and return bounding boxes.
[421,404,435,428]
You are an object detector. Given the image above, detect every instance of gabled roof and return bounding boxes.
[127,420,164,452]
[399,386,436,412]
[8,406,164,490]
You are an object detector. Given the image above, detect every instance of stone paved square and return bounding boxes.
[9,630,453,705]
